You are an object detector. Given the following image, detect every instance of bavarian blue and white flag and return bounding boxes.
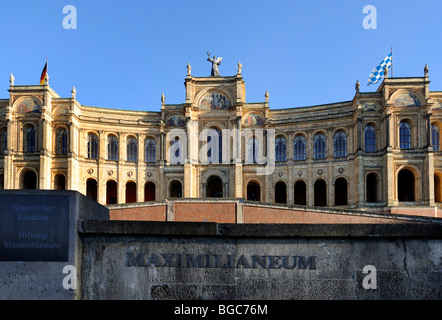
[367,52,392,85]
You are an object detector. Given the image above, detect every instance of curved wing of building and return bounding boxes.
[1,64,441,217]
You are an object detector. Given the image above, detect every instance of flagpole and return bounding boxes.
[390,47,393,77]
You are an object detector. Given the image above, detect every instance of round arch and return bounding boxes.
[366,172,380,203]
[206,176,224,198]
[169,180,183,198]
[294,179,307,205]
[106,179,118,205]
[313,178,327,207]
[334,177,348,206]
[54,173,66,190]
[20,168,38,190]
[86,178,98,201]
[274,180,287,204]
[246,180,261,202]
[144,181,156,202]
[396,165,421,202]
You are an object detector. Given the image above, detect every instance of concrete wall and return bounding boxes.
[107,199,440,224]
[0,191,109,300]
[79,221,442,300]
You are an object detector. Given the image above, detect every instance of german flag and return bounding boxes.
[39,61,47,85]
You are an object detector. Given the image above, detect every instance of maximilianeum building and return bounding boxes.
[1,62,442,217]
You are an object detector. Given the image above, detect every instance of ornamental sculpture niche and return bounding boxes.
[199,92,230,110]
[393,93,421,107]
[16,98,41,114]
[362,102,380,112]
[166,115,186,127]
[244,113,264,126]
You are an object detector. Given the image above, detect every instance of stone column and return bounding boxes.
[357,118,362,151]
[234,117,243,198]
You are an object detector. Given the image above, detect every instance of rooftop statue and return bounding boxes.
[207,52,222,76]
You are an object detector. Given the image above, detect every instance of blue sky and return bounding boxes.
[1,0,441,111]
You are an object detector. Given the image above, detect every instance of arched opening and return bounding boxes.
[364,125,376,152]
[86,179,98,201]
[144,182,156,201]
[275,136,287,162]
[56,128,68,155]
[274,181,287,204]
[294,180,307,205]
[247,181,260,201]
[170,180,182,198]
[54,174,66,190]
[334,177,348,206]
[206,176,223,198]
[366,173,378,203]
[24,125,36,152]
[0,173,4,190]
[125,181,137,203]
[126,137,138,162]
[314,179,327,206]
[87,134,99,159]
[106,180,118,205]
[21,170,37,190]
[434,174,442,203]
[398,169,415,202]
[107,135,119,161]
[206,128,222,164]
[399,121,412,149]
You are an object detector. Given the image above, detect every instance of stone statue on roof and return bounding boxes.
[207,52,222,76]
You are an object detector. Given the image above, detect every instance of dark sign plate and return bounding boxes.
[0,193,70,261]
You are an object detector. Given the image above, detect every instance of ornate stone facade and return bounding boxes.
[1,65,442,215]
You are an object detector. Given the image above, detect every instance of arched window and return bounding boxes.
[275,137,287,162]
[364,125,376,152]
[399,121,411,149]
[87,134,99,159]
[56,128,68,155]
[207,128,222,164]
[293,135,306,161]
[334,131,347,158]
[248,137,260,164]
[145,138,156,163]
[107,135,119,160]
[432,124,440,151]
[313,133,326,160]
[127,137,138,162]
[24,125,36,152]
[170,137,183,164]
